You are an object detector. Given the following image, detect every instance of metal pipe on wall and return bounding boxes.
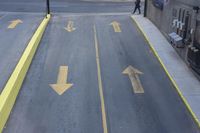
[144,0,147,17]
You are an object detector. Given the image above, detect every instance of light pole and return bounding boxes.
[46,0,50,15]
[144,0,147,17]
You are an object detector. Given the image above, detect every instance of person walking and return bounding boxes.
[132,0,141,14]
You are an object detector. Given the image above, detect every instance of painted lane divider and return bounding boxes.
[94,25,108,133]
[0,14,51,132]
[8,19,23,29]
[50,66,73,95]
[110,21,121,32]
[123,65,144,93]
[64,20,76,32]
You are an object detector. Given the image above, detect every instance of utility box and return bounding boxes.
[169,32,177,42]
[174,36,183,47]
[168,32,183,47]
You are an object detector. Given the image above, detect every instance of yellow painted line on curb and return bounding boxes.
[94,25,108,133]
[0,14,51,132]
[130,16,200,128]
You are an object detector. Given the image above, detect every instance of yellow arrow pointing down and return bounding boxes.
[8,19,23,29]
[123,65,144,93]
[64,21,76,32]
[50,66,73,95]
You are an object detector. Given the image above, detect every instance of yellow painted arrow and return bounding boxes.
[123,65,144,93]
[50,66,73,95]
[8,19,23,29]
[64,20,76,32]
[110,21,121,32]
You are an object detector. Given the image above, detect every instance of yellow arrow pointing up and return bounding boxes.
[50,66,73,95]
[110,21,121,32]
[8,19,23,29]
[123,65,144,93]
[64,20,76,32]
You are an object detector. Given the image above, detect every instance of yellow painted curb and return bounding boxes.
[131,16,200,128]
[0,14,51,132]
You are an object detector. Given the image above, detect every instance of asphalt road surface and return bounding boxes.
[3,14,200,133]
[0,13,43,93]
[0,0,136,13]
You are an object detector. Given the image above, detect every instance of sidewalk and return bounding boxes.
[131,15,200,127]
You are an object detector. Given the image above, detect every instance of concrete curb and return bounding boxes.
[0,14,51,132]
[130,15,200,128]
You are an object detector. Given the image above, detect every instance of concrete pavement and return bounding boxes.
[3,15,103,133]
[132,15,200,129]
[1,0,199,132]
[3,14,199,133]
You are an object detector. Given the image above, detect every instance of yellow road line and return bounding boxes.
[94,25,108,133]
[130,16,200,128]
[0,14,51,132]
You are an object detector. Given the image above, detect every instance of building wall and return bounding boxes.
[146,0,200,75]
[146,0,200,38]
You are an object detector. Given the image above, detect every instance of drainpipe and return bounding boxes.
[144,0,147,17]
